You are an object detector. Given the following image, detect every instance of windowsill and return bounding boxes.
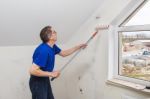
[106,79,150,94]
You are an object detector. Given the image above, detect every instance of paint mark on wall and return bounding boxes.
[79,88,83,94]
[78,76,81,80]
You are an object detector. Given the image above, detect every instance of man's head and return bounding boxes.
[40,26,57,43]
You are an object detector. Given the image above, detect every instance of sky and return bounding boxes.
[122,1,150,36]
[125,1,150,26]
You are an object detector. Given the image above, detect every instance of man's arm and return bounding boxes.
[29,63,60,77]
[59,44,87,57]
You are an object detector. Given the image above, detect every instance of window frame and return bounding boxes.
[108,0,150,86]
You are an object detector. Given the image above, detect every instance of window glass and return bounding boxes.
[119,31,150,81]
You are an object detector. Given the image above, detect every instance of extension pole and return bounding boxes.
[51,25,109,81]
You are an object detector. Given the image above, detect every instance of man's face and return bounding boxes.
[50,28,57,41]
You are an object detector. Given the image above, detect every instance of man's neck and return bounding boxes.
[47,41,55,48]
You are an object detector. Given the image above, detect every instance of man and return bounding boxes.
[29,26,87,99]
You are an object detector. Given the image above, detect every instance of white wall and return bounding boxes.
[0,46,34,99]
[1,0,150,99]
[53,0,150,99]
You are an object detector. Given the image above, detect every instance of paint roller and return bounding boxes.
[51,25,109,81]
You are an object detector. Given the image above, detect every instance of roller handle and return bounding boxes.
[51,25,109,81]
[51,77,56,81]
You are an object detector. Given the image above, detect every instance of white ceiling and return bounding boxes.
[0,0,105,46]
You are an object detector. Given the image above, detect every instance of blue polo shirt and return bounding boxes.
[32,43,61,72]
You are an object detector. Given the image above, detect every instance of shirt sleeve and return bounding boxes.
[54,44,62,55]
[33,50,48,67]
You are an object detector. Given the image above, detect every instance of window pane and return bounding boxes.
[123,1,150,26]
[119,31,150,81]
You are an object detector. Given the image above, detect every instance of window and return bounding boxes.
[113,0,150,85]
[119,31,150,81]
[122,0,150,26]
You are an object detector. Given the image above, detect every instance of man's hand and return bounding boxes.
[29,64,60,77]
[77,43,87,50]
[50,71,60,78]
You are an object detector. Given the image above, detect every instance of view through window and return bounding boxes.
[119,31,150,81]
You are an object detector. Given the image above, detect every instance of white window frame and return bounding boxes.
[108,0,150,86]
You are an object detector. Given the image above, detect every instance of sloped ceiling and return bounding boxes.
[0,0,105,46]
